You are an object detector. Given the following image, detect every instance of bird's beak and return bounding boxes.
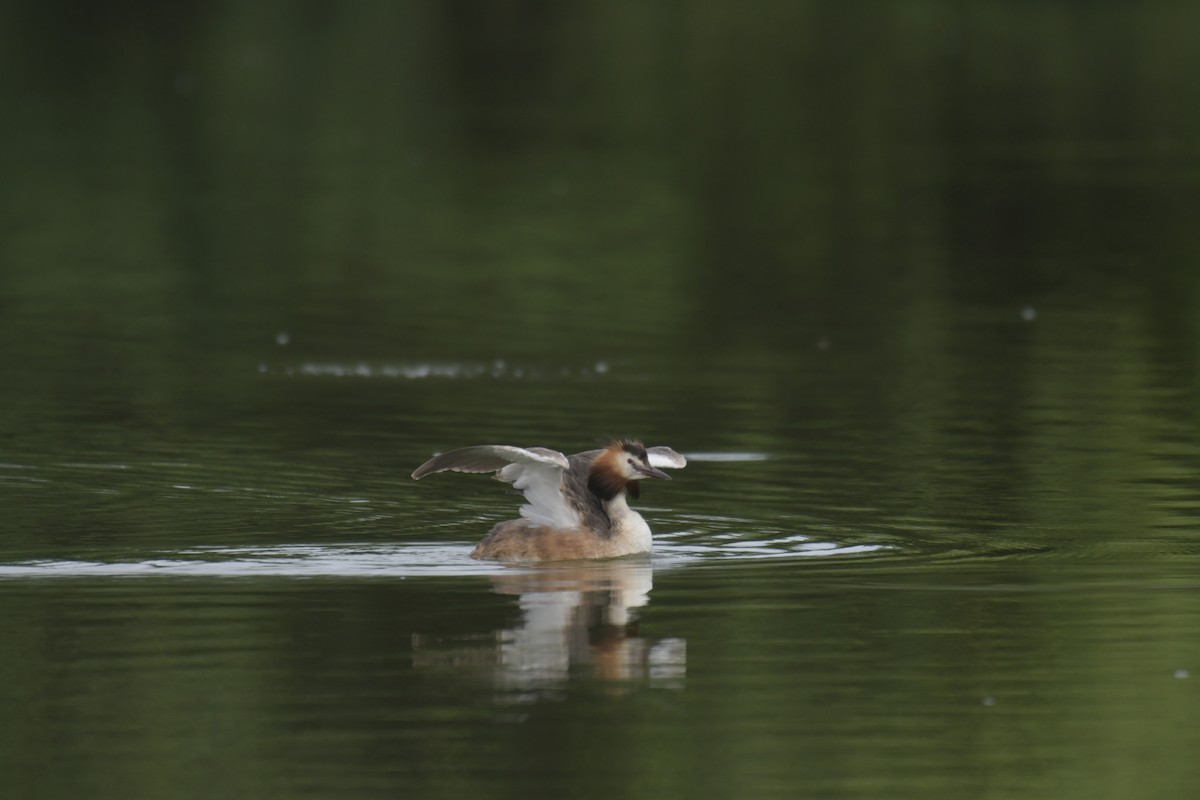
[636,464,672,480]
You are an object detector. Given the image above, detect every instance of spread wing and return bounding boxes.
[647,446,687,469]
[411,445,580,528]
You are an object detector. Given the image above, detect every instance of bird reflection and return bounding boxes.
[412,555,686,701]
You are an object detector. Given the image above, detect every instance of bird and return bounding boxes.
[411,438,687,562]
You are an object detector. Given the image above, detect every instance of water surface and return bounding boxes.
[4,3,1200,799]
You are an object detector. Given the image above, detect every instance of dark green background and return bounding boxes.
[3,3,1200,798]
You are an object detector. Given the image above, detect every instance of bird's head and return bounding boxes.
[588,438,671,500]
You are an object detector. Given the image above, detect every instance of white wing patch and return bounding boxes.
[647,446,687,470]
[412,445,580,529]
[501,460,580,529]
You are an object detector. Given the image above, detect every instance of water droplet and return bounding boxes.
[1020,306,1037,322]
[816,337,832,351]
[981,695,995,706]
[276,332,290,346]
[594,361,609,374]
[1174,668,1190,679]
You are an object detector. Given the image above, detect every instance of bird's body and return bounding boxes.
[412,439,686,562]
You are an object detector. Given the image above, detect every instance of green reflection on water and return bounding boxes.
[3,1,1200,798]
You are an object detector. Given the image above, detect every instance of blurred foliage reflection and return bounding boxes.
[3,3,1200,799]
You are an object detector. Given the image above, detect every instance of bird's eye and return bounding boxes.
[627,458,634,465]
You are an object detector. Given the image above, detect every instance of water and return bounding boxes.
[5,3,1200,798]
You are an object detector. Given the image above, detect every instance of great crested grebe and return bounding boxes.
[411,438,687,562]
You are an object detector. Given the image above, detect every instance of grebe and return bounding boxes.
[411,438,687,562]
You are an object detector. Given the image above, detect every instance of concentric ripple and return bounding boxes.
[0,528,888,579]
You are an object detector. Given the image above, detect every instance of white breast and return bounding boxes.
[603,494,653,553]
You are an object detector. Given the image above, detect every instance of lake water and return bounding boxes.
[4,4,1200,798]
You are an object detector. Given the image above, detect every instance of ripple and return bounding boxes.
[652,534,889,565]
[0,544,500,579]
[265,360,613,381]
[681,452,770,462]
[0,532,889,579]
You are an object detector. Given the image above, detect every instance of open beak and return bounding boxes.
[636,464,672,480]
